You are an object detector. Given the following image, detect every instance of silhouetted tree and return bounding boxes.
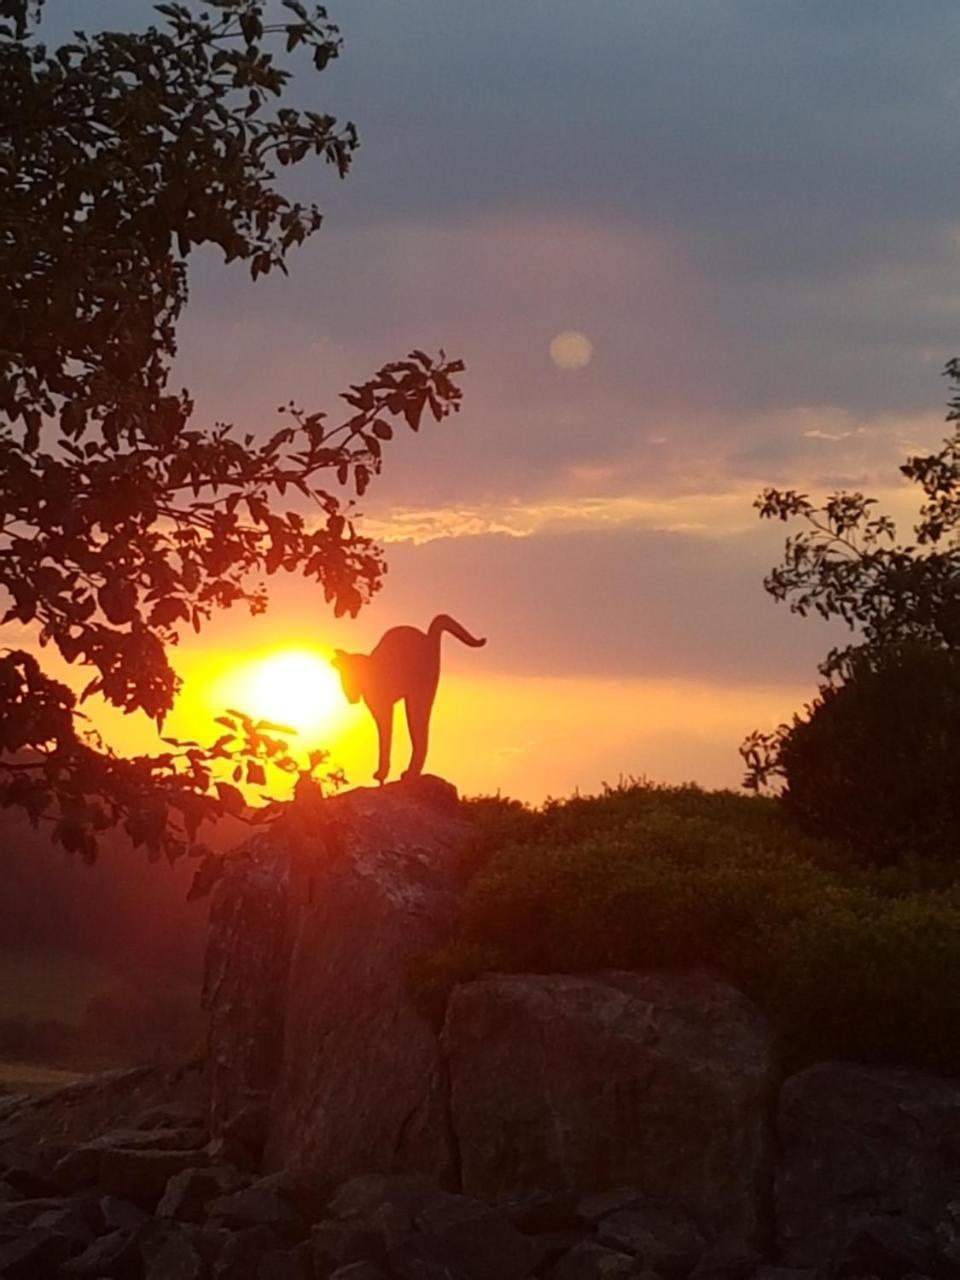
[742,366,960,858]
[0,0,463,862]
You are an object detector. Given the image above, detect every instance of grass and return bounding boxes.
[0,1060,89,1096]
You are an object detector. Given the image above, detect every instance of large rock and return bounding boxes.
[203,834,292,1161]
[443,972,775,1256]
[0,1060,204,1152]
[776,1061,960,1271]
[204,777,468,1185]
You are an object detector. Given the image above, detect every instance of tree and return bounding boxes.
[741,366,960,857]
[0,0,464,864]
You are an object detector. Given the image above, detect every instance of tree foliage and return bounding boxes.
[0,0,464,864]
[742,367,960,858]
[743,643,960,861]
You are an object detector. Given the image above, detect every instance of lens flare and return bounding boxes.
[549,329,594,370]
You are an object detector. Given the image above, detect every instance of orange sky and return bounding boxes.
[28,616,813,805]
[14,0,960,807]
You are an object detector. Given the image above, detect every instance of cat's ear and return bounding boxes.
[331,649,346,668]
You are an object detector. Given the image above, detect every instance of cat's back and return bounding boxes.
[365,625,435,700]
[371,624,428,661]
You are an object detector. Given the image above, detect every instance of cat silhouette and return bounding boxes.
[332,615,486,784]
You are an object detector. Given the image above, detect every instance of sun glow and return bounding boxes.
[206,647,351,741]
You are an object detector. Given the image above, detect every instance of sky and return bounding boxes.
[26,1,960,800]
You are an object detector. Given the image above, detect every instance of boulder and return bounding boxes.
[207,1172,305,1236]
[31,1203,95,1251]
[99,1193,150,1231]
[0,1226,71,1277]
[203,834,292,1162]
[58,1226,139,1277]
[139,1222,206,1280]
[326,1173,455,1226]
[555,1241,647,1280]
[496,1187,579,1233]
[205,776,468,1184]
[158,1164,247,1221]
[328,1265,390,1280]
[776,1063,960,1270]
[212,1225,280,1280]
[255,1247,311,1279]
[443,971,775,1255]
[595,1201,705,1275]
[387,1196,544,1280]
[0,1060,205,1151]
[54,1126,207,1191]
[834,1214,938,1280]
[98,1147,210,1208]
[313,1174,459,1274]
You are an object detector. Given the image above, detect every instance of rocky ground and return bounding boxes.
[0,1060,955,1280]
[5,781,959,1278]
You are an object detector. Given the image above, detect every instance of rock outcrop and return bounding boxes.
[196,777,960,1278]
[204,776,468,1183]
[443,972,775,1258]
[776,1060,960,1273]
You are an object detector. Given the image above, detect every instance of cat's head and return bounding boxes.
[331,649,364,704]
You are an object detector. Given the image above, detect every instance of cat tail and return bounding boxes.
[428,614,487,648]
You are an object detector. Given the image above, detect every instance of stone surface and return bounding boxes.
[54,1126,207,1191]
[98,1147,210,1208]
[328,1265,390,1280]
[140,1222,206,1279]
[443,971,775,1255]
[207,1172,303,1235]
[203,833,293,1163]
[212,1224,280,1280]
[59,1226,138,1277]
[834,1215,938,1280]
[596,1202,705,1274]
[159,1164,247,1221]
[100,1193,150,1231]
[205,776,468,1184]
[496,1187,579,1233]
[31,1203,94,1249]
[326,1173,455,1226]
[256,1246,310,1279]
[387,1196,544,1280]
[0,1060,205,1151]
[0,1226,71,1277]
[776,1062,960,1270]
[555,1240,646,1280]
[754,1269,825,1280]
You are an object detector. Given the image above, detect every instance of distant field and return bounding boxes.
[0,947,115,1024]
[0,1059,88,1095]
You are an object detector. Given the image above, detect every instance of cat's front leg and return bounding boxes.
[370,700,393,785]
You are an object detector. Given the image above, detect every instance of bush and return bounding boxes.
[772,891,960,1071]
[762,644,960,863]
[460,813,836,988]
[414,780,960,1073]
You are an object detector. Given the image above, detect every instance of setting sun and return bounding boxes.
[244,650,347,736]
[202,647,350,743]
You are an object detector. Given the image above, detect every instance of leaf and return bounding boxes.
[215,781,245,816]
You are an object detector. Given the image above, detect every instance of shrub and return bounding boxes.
[772,891,960,1071]
[749,643,960,863]
[459,808,836,989]
[416,781,960,1073]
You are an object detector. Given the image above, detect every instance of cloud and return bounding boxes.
[320,522,848,686]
